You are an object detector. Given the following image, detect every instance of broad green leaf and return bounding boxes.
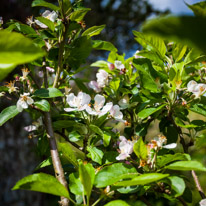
[157,153,191,168]
[103,131,111,147]
[184,49,206,66]
[104,200,131,206]
[168,176,185,197]
[142,16,206,53]
[174,117,198,128]
[35,17,55,31]
[189,104,206,116]
[187,1,206,17]
[114,173,169,187]
[172,44,187,62]
[133,137,147,160]
[70,8,91,22]
[6,22,36,35]
[87,146,104,165]
[94,163,137,188]
[89,124,104,136]
[133,59,161,92]
[79,162,95,198]
[0,30,45,80]
[69,172,83,195]
[57,142,78,169]
[92,40,117,52]
[110,78,120,93]
[138,104,165,119]
[165,161,206,171]
[82,25,105,37]
[34,157,52,171]
[133,31,166,58]
[32,0,59,11]
[91,60,108,68]
[34,99,50,112]
[33,88,63,98]
[0,106,19,126]
[62,0,72,15]
[68,131,82,142]
[67,36,92,69]
[12,173,69,198]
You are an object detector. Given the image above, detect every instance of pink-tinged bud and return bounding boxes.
[108,63,115,70]
[15,76,20,81]
[46,66,55,73]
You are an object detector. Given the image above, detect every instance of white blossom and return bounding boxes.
[200,199,206,206]
[114,60,124,70]
[88,81,101,93]
[86,94,113,116]
[20,68,30,81]
[17,93,34,112]
[6,80,18,93]
[24,117,43,132]
[96,69,109,88]
[116,136,135,160]
[35,10,58,28]
[110,105,124,121]
[64,92,91,112]
[187,80,206,98]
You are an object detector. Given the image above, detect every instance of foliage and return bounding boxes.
[1,1,206,206]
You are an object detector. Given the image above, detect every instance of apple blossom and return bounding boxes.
[109,105,124,121]
[116,136,136,160]
[16,93,34,112]
[200,199,206,206]
[96,69,109,88]
[86,94,113,116]
[114,60,124,70]
[35,10,58,29]
[187,80,206,98]
[64,92,91,112]
[20,68,30,81]
[88,81,102,93]
[6,80,18,93]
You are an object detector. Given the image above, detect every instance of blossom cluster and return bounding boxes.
[64,92,124,121]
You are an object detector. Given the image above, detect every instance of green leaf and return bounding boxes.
[12,173,69,198]
[34,99,50,112]
[33,88,63,98]
[0,106,20,126]
[32,0,59,11]
[35,17,55,31]
[67,36,92,69]
[57,142,78,169]
[69,172,83,195]
[0,30,45,80]
[172,44,187,62]
[70,8,91,22]
[34,157,52,171]
[133,137,147,160]
[103,131,111,147]
[94,163,137,188]
[7,22,36,35]
[92,40,117,52]
[184,49,206,66]
[174,117,198,128]
[133,31,166,58]
[142,16,206,53]
[104,200,131,206]
[187,1,206,17]
[168,176,185,197]
[79,162,95,198]
[114,173,169,187]
[91,60,108,68]
[87,146,104,165]
[189,104,206,116]
[138,104,165,119]
[165,161,206,171]
[157,153,191,168]
[110,78,120,93]
[89,124,104,136]
[82,25,105,37]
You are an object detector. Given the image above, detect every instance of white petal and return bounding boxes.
[66,93,77,107]
[86,106,98,115]
[116,153,129,160]
[26,97,34,105]
[42,10,51,17]
[17,100,23,112]
[49,11,58,22]
[200,199,206,206]
[187,80,197,92]
[34,20,48,28]
[163,143,177,149]
[94,94,105,111]
[24,125,37,132]
[99,102,113,116]
[114,60,124,70]
[64,108,77,112]
[89,81,101,92]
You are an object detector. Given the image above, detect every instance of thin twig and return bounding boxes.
[177,197,188,206]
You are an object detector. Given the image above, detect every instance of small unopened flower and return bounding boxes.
[64,92,91,112]
[96,69,109,87]
[118,95,129,109]
[35,10,58,28]
[108,63,115,70]
[116,136,136,160]
[187,80,206,98]
[20,68,30,81]
[200,199,206,206]
[86,94,113,116]
[114,60,124,70]
[6,80,18,93]
[89,81,101,93]
[24,117,43,132]
[26,16,34,26]
[134,50,142,59]
[17,93,34,112]
[46,66,55,73]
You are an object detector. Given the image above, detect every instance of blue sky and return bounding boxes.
[148,0,204,15]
